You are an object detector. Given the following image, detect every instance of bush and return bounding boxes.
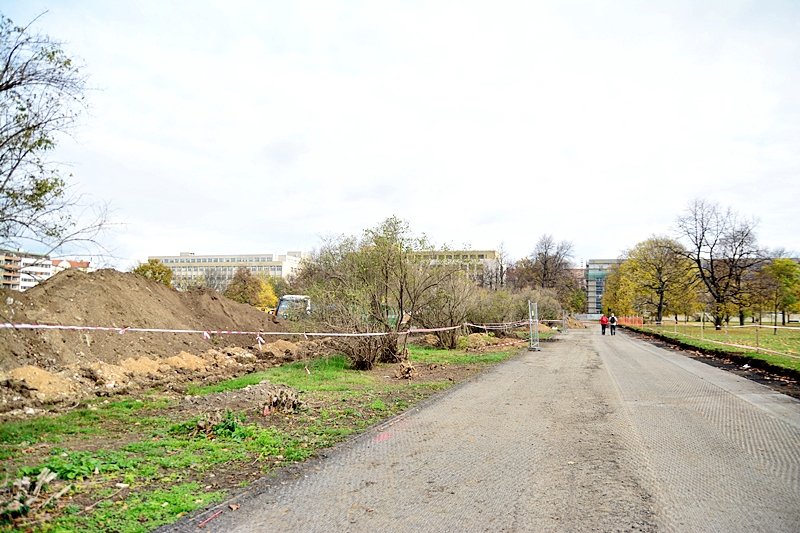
[466,288,563,326]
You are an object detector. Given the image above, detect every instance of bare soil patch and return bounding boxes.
[0,269,312,419]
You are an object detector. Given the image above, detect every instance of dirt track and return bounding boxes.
[164,328,800,532]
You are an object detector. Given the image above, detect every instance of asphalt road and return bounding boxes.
[166,328,800,532]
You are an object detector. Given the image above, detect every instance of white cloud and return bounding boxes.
[4,0,799,267]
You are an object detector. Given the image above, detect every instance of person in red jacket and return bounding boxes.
[600,314,609,335]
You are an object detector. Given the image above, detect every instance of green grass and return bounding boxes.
[369,399,387,411]
[187,355,374,395]
[1,344,521,531]
[633,323,800,371]
[6,416,317,531]
[408,344,517,365]
[262,355,376,391]
[46,483,226,533]
[0,398,173,449]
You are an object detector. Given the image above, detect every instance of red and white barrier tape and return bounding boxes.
[407,325,463,333]
[644,323,800,331]
[0,319,532,340]
[466,320,530,330]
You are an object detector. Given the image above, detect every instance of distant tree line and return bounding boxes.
[135,202,798,370]
[132,259,282,312]
[602,199,800,329]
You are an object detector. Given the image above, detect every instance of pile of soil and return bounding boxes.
[566,317,586,328]
[0,269,322,417]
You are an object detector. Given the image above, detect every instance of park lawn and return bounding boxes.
[633,323,800,372]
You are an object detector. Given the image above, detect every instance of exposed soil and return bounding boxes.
[0,269,326,419]
[3,270,796,530]
[0,268,542,421]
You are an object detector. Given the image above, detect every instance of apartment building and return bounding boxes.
[1,250,93,291]
[1,251,22,291]
[149,251,308,289]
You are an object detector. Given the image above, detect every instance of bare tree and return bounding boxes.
[415,271,475,348]
[675,200,764,328]
[505,257,536,289]
[479,244,508,290]
[296,217,464,369]
[508,235,579,310]
[296,234,391,369]
[201,267,228,292]
[1,15,109,257]
[531,235,573,289]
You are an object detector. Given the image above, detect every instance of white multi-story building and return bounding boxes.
[1,250,93,291]
[412,249,503,287]
[19,255,55,291]
[148,251,308,289]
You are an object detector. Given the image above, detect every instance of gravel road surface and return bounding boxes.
[166,328,800,532]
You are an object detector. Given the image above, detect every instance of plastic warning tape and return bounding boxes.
[466,320,530,330]
[406,325,463,333]
[0,319,530,339]
[0,322,402,338]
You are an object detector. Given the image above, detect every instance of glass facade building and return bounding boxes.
[586,259,622,314]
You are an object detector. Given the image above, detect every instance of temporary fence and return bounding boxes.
[617,316,643,326]
[635,321,800,360]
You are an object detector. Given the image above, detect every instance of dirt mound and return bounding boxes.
[262,339,299,360]
[462,333,512,351]
[0,269,313,417]
[2,366,81,403]
[567,317,586,328]
[0,269,283,371]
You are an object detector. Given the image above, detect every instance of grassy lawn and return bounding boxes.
[631,323,800,372]
[0,343,522,532]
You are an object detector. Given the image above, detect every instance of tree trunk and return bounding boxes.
[714,302,724,330]
[377,334,401,363]
[774,305,779,335]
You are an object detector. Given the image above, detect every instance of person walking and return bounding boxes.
[609,313,617,335]
[600,314,609,335]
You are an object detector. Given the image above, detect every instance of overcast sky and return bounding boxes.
[3,0,799,269]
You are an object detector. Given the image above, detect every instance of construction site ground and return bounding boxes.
[2,270,800,531]
[165,328,800,532]
[0,269,309,418]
